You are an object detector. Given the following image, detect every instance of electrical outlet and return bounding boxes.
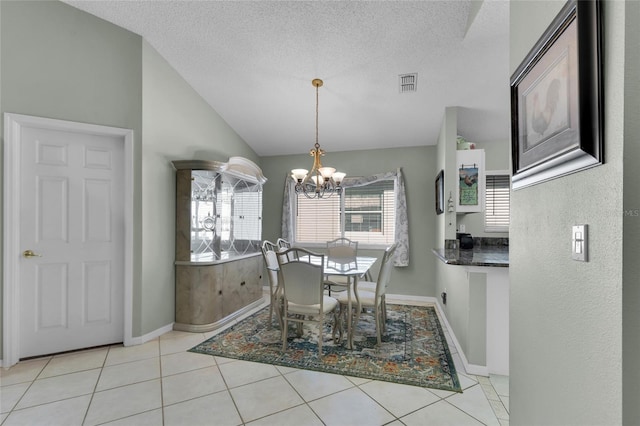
[459,224,465,233]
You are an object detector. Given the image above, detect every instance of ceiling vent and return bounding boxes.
[399,73,417,93]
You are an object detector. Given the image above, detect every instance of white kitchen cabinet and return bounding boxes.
[456,149,485,213]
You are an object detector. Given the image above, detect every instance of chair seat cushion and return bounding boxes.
[287,296,339,315]
[356,280,376,292]
[335,289,376,306]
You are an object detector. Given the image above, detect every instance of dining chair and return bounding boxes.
[335,243,397,346]
[261,240,282,328]
[276,247,339,357]
[276,238,297,262]
[325,237,359,295]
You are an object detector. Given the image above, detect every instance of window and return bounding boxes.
[484,173,510,232]
[294,180,396,246]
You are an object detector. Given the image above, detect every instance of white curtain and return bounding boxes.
[281,168,409,267]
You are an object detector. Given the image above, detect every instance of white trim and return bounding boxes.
[2,113,135,366]
[384,294,490,376]
[385,294,436,305]
[433,299,490,377]
[2,114,21,367]
[127,323,174,346]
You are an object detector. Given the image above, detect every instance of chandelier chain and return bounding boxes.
[315,82,320,151]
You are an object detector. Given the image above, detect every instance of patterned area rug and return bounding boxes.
[189,304,461,392]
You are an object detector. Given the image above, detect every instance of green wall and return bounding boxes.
[510,1,638,424]
[0,0,143,348]
[140,41,259,335]
[0,1,260,348]
[433,106,493,367]
[260,146,438,297]
[622,2,640,423]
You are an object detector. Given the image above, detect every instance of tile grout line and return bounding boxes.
[215,357,249,425]
[4,356,53,419]
[80,346,111,425]
[157,338,165,426]
[255,369,318,426]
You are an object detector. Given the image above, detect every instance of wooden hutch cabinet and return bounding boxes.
[172,157,266,332]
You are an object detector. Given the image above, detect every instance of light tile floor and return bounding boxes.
[0,299,509,425]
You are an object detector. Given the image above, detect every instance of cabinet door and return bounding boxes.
[230,178,263,255]
[190,170,220,261]
[456,149,485,213]
[175,264,223,325]
[221,256,262,318]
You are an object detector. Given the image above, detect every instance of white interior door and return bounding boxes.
[16,121,125,358]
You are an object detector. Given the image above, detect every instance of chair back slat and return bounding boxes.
[375,243,397,299]
[277,248,325,306]
[276,238,298,262]
[261,240,279,272]
[326,238,358,259]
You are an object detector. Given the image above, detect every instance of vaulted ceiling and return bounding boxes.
[63,0,510,156]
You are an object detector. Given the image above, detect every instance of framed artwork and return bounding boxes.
[510,0,603,190]
[435,170,444,215]
[459,164,479,206]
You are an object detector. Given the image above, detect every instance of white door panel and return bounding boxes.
[19,125,124,358]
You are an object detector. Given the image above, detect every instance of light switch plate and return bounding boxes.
[572,225,588,261]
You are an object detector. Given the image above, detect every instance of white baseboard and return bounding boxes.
[0,323,175,367]
[384,294,490,376]
[433,300,489,377]
[126,323,174,346]
[385,294,437,305]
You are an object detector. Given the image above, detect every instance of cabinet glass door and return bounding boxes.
[191,170,220,261]
[232,178,262,255]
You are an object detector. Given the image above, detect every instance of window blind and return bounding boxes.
[294,179,395,245]
[233,190,262,241]
[344,181,395,245]
[485,174,510,231]
[295,193,341,242]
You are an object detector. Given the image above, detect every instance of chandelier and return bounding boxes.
[291,78,346,199]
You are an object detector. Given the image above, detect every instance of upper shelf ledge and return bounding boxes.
[172,156,267,184]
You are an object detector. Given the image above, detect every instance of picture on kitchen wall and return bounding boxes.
[435,170,444,215]
[510,0,602,190]
[459,165,478,206]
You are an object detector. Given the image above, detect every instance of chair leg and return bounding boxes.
[332,308,341,344]
[374,305,382,346]
[276,298,284,330]
[381,295,387,327]
[282,317,288,351]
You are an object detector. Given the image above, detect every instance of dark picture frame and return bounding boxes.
[510,0,603,190]
[435,170,444,215]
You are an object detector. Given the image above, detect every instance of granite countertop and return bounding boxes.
[432,247,509,267]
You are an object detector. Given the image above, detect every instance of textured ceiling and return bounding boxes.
[63,0,510,156]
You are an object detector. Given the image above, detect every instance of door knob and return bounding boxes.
[23,250,42,258]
